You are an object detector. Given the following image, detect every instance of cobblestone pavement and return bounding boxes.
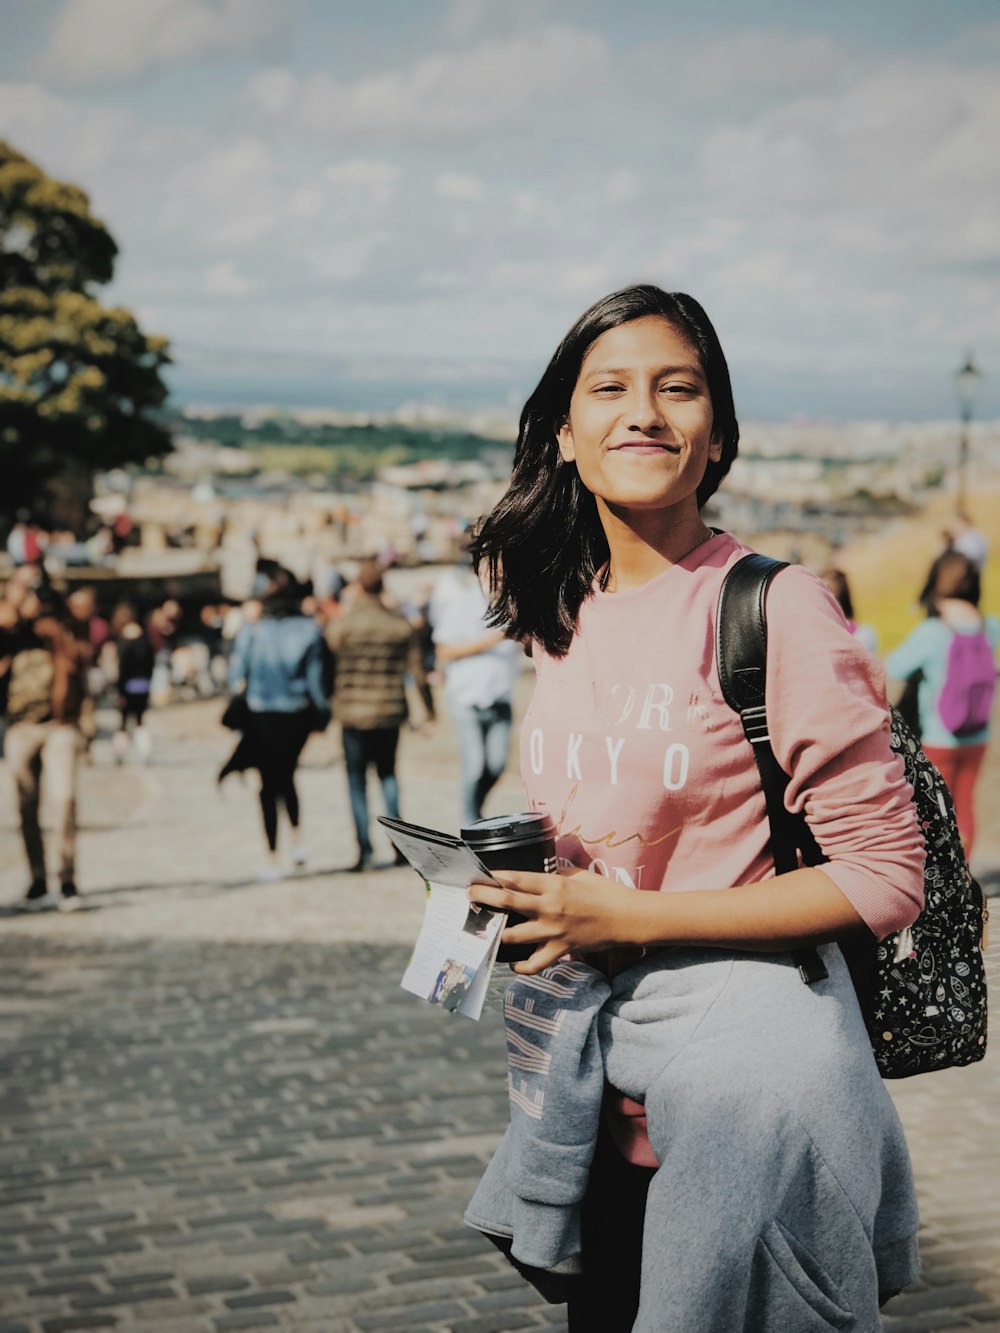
[1,700,999,1332]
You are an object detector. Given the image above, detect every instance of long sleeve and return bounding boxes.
[885,622,936,681]
[228,625,251,693]
[303,630,332,716]
[764,567,924,939]
[408,628,435,720]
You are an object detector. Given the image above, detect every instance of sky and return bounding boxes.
[1,0,998,421]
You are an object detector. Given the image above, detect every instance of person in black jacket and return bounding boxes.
[110,602,156,764]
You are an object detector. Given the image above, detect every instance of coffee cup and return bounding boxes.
[461,811,558,963]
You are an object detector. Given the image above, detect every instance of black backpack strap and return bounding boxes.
[717,554,828,985]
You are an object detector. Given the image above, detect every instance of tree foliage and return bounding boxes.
[0,139,172,524]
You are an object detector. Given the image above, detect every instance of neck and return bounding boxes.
[597,500,713,594]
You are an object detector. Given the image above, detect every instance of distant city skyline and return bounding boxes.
[2,0,998,421]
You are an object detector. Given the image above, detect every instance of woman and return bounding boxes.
[110,601,155,764]
[887,550,998,855]
[466,286,925,1331]
[224,569,330,880]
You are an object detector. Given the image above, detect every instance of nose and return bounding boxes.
[624,385,665,434]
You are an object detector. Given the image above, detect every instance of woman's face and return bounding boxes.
[556,316,721,515]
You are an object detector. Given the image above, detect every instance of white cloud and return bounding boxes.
[644,29,856,106]
[4,10,997,416]
[436,172,483,200]
[441,0,561,43]
[558,262,619,296]
[441,0,494,43]
[246,67,296,115]
[248,25,610,142]
[37,0,300,86]
[0,80,147,175]
[325,159,400,206]
[203,260,251,296]
[700,57,1000,273]
[162,139,284,249]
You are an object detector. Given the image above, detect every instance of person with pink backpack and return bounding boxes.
[887,550,999,854]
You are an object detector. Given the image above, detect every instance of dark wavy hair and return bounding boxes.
[471,284,739,657]
[932,551,981,607]
[261,566,306,618]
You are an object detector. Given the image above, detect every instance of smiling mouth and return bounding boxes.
[611,441,681,454]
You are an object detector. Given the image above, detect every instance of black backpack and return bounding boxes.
[717,553,988,1079]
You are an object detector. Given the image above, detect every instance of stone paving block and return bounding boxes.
[924,1268,997,1289]
[353,1303,468,1330]
[444,1315,544,1333]
[0,900,996,1333]
[66,1243,143,1261]
[224,1293,297,1311]
[189,1214,275,1232]
[886,1286,993,1316]
[106,1270,176,1288]
[41,1318,120,1333]
[471,1285,549,1313]
[213,1316,278,1331]
[386,1257,497,1284]
[882,1314,977,1332]
[303,1274,380,1297]
[187,1275,253,1295]
[284,1242,351,1264]
[0,1270,44,1289]
[249,1221,326,1237]
[29,1282,101,1298]
[0,1250,60,1268]
[39,1264,109,1281]
[69,1287,177,1310]
[127,1321,213,1332]
[409,1242,492,1265]
[472,1268,529,1291]
[115,1298,215,1321]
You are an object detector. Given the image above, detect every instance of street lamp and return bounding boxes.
[954,351,982,514]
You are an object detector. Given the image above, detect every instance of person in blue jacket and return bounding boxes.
[225,569,331,880]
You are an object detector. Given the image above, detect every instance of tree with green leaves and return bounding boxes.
[0,139,172,530]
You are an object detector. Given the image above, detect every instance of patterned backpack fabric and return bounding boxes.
[875,708,988,1075]
[717,554,988,1079]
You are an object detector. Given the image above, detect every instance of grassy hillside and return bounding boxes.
[835,486,1000,653]
[175,414,512,485]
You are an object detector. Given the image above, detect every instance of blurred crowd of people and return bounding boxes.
[6,508,138,573]
[0,544,521,906]
[1,509,995,912]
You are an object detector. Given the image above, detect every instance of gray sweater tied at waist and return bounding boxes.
[465,946,920,1332]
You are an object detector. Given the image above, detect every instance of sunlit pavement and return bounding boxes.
[1,700,999,1332]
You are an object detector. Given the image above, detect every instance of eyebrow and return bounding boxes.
[581,363,705,381]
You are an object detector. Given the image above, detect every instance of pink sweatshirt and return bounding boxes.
[519,532,925,1164]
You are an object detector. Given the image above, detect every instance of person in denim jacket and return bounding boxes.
[226,569,331,880]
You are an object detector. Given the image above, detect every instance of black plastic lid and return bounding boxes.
[461,810,556,847]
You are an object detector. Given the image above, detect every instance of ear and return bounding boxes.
[556,420,576,463]
[707,432,724,463]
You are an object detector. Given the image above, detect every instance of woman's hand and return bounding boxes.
[469,867,639,975]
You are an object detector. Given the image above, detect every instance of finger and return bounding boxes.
[485,870,551,895]
[468,883,537,915]
[501,919,547,945]
[511,943,564,976]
